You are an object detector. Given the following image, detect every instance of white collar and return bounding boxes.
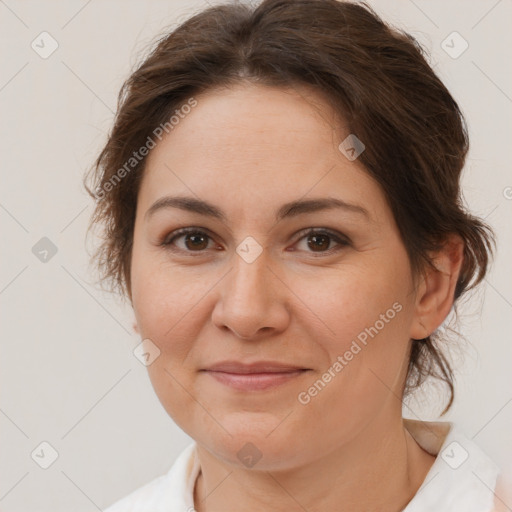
[402,418,500,511]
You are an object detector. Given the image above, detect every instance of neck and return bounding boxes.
[193,416,436,512]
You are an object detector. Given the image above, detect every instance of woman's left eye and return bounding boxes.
[293,229,350,254]
[160,227,350,255]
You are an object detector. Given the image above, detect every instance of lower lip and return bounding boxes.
[203,370,309,391]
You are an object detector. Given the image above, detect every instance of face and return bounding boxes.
[130,82,421,470]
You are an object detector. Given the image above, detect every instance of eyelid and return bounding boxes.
[161,226,221,251]
[293,227,351,245]
[160,226,351,254]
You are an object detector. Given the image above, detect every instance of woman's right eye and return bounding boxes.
[161,228,219,253]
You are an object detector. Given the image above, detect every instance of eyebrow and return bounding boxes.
[144,195,370,223]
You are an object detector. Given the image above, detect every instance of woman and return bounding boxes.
[84,0,506,510]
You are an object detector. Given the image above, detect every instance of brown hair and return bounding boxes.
[84,0,494,413]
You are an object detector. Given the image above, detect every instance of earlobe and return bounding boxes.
[410,235,464,340]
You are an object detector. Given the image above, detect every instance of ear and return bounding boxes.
[410,235,465,340]
[132,320,139,334]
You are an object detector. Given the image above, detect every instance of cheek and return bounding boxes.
[130,249,217,420]
[296,257,413,351]
[131,259,212,433]
[131,250,206,340]
[293,256,415,404]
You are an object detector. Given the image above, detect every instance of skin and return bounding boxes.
[129,82,464,512]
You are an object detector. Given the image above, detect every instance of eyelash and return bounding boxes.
[160,227,350,256]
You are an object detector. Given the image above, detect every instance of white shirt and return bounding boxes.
[104,419,502,512]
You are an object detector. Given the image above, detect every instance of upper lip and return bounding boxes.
[201,361,309,374]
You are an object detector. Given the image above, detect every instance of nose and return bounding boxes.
[211,249,290,340]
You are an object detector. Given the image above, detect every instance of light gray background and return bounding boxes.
[1,1,511,510]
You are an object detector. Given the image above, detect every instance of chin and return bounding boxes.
[195,420,308,471]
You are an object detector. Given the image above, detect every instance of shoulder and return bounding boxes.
[104,442,198,512]
[491,472,512,511]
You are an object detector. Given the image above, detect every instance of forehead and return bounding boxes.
[137,83,388,225]
[151,83,340,162]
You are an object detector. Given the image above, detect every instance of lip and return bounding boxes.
[202,360,309,373]
[200,361,311,391]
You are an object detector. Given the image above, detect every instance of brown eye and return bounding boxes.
[307,233,331,252]
[294,228,350,255]
[183,232,209,251]
[162,228,217,253]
